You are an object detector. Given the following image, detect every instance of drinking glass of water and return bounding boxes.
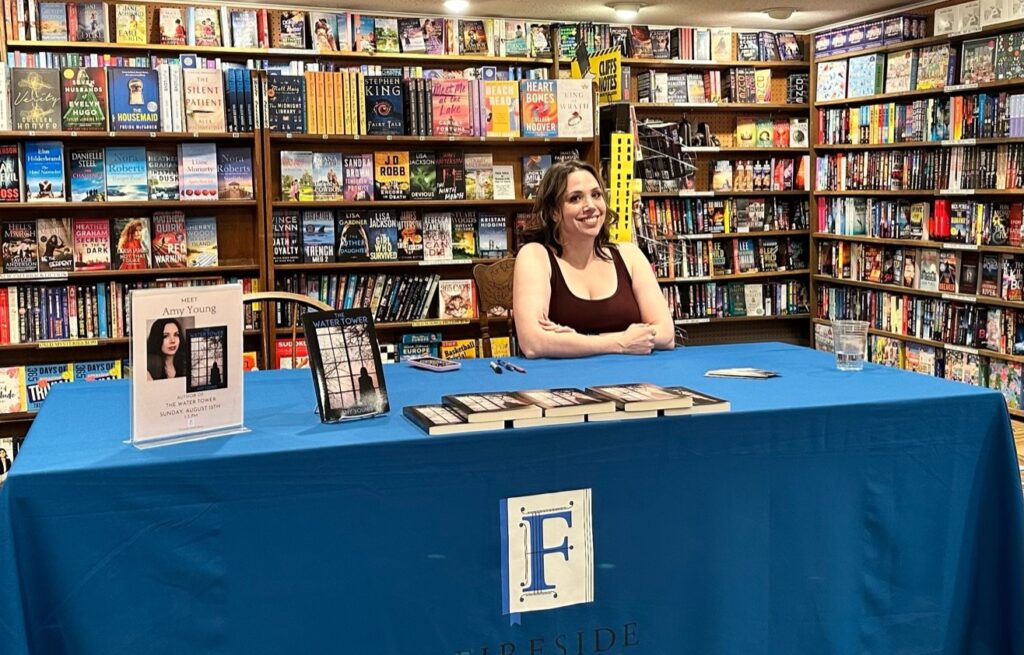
[832,320,868,371]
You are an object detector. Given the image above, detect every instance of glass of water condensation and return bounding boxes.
[832,319,868,371]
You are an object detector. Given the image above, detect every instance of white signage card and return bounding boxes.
[501,488,594,615]
[130,284,245,447]
[492,165,516,200]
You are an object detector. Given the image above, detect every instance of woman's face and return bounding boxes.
[555,170,606,244]
[161,323,180,357]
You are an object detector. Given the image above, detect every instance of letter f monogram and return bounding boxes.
[520,510,572,594]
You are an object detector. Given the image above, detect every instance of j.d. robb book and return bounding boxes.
[61,67,107,131]
[374,151,410,200]
[129,284,244,446]
[107,68,161,131]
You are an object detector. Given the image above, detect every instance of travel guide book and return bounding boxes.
[300,308,390,422]
[585,383,694,412]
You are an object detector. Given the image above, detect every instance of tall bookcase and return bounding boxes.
[809,6,1024,418]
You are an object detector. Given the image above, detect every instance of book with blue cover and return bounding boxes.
[185,216,218,266]
[367,209,398,262]
[107,68,161,131]
[23,141,65,202]
[73,360,122,382]
[216,147,254,199]
[847,54,883,98]
[24,363,73,412]
[69,148,106,201]
[267,73,307,133]
[364,76,405,135]
[178,143,219,200]
[104,146,148,201]
[301,209,336,263]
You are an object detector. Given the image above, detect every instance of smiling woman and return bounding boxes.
[512,160,675,359]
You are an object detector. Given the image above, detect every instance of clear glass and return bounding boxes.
[832,319,868,371]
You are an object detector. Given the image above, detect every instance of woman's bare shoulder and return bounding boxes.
[516,242,550,263]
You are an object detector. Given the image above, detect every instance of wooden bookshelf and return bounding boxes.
[676,313,810,324]
[813,232,1024,255]
[815,137,1024,150]
[269,199,532,209]
[624,58,808,70]
[633,102,810,112]
[642,190,808,198]
[811,274,1024,310]
[270,134,593,145]
[659,268,810,283]
[0,130,254,140]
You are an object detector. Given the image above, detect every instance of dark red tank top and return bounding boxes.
[547,247,643,335]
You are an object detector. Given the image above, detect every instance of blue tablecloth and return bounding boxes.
[0,342,1021,654]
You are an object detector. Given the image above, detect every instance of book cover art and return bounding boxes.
[483,80,521,137]
[477,213,508,258]
[556,79,593,138]
[981,253,1001,296]
[75,2,108,41]
[112,216,151,270]
[439,339,479,360]
[815,61,847,101]
[464,153,493,200]
[451,211,477,260]
[115,3,147,44]
[104,146,147,201]
[267,74,307,133]
[272,210,301,264]
[216,147,253,199]
[23,141,65,202]
[230,9,259,48]
[278,10,307,48]
[146,149,178,200]
[364,75,405,135]
[938,251,959,292]
[73,360,122,382]
[522,154,552,200]
[183,69,226,132]
[24,363,73,412]
[403,404,504,435]
[310,12,340,51]
[367,209,398,262]
[312,152,344,201]
[502,20,528,56]
[459,19,488,54]
[409,151,436,201]
[520,79,558,137]
[961,37,997,84]
[2,221,37,273]
[423,212,453,262]
[342,153,374,201]
[107,68,160,131]
[996,32,1024,80]
[301,308,390,421]
[300,210,335,263]
[336,210,370,262]
[69,148,105,202]
[885,49,917,93]
[436,278,477,319]
[352,14,375,52]
[151,211,187,268]
[397,210,423,261]
[397,17,425,52]
[916,45,950,90]
[12,68,61,131]
[847,54,881,98]
[280,150,315,202]
[72,217,110,271]
[431,78,473,136]
[192,7,222,47]
[39,2,69,40]
[0,368,26,414]
[37,218,73,272]
[374,17,400,53]
[185,216,218,267]
[529,23,552,57]
[61,67,107,131]
[159,7,187,45]
[178,143,219,200]
[0,144,20,203]
[422,17,445,55]
[441,390,540,422]
[435,151,466,201]
[374,151,410,201]
[959,251,980,295]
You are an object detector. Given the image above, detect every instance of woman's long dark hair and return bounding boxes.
[146,318,186,380]
[520,160,618,261]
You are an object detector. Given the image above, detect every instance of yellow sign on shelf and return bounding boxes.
[570,48,622,104]
[608,132,635,244]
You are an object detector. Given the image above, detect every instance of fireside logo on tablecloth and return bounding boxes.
[500,488,594,616]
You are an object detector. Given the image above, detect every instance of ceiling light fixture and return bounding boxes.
[444,0,470,13]
[607,2,645,21]
[763,6,796,20]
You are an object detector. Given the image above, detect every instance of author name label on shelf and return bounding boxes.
[38,339,99,349]
[944,343,980,356]
[942,242,979,251]
[941,293,977,304]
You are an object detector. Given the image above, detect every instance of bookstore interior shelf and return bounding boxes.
[4,39,270,57]
[676,312,811,325]
[809,317,1024,366]
[642,190,809,198]
[268,134,593,145]
[813,232,1024,255]
[658,268,810,283]
[273,258,504,272]
[623,58,809,70]
[269,199,533,209]
[633,102,810,112]
[0,330,261,353]
[814,190,1024,197]
[811,139,1024,150]
[0,131,254,141]
[811,274,1024,310]
[679,147,809,154]
[814,87,945,108]
[0,263,260,282]
[273,317,510,334]
[279,50,555,66]
[0,200,258,210]
[666,229,811,240]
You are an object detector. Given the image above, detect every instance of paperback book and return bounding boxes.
[37,218,73,272]
[61,67,107,131]
[440,391,541,422]
[112,216,151,270]
[69,147,105,201]
[185,216,218,267]
[72,217,111,271]
[104,146,148,201]
[23,141,65,202]
[403,404,505,435]
[586,383,694,412]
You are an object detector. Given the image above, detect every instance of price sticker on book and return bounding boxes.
[448,136,456,142]
[353,134,360,140]
[417,136,425,141]
[232,133,240,139]
[27,131,35,137]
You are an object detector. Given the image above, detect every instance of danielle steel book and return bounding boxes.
[301,308,390,422]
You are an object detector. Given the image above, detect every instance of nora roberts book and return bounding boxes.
[404,404,506,436]
[586,383,694,412]
[440,391,542,423]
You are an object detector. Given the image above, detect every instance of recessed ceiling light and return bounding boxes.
[607,2,645,21]
[764,6,795,19]
[444,0,470,13]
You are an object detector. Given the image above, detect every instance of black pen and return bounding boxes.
[489,361,504,374]
[497,360,526,373]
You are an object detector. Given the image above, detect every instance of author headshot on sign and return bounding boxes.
[146,317,194,381]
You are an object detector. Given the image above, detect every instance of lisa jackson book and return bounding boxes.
[130,284,245,447]
[300,308,389,422]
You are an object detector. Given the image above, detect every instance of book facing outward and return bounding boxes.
[585,383,693,412]
[704,367,778,379]
[441,391,542,423]
[404,404,505,436]
[513,388,616,417]
[661,386,731,416]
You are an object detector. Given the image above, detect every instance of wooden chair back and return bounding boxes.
[242,291,332,369]
[472,256,516,357]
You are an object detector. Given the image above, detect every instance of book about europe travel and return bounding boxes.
[130,284,244,447]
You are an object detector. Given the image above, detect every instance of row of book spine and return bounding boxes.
[653,236,806,279]
[0,276,259,345]
[663,279,809,320]
[814,145,1024,191]
[639,197,809,238]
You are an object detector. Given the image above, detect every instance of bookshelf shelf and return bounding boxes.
[282,49,554,66]
[814,137,1024,150]
[0,330,262,352]
[0,413,34,425]
[814,189,1024,197]
[272,317,510,335]
[815,87,944,107]
[0,200,258,210]
[270,199,531,209]
[813,190,943,197]
[268,134,593,144]
[811,274,1024,310]
[624,58,809,70]
[633,102,810,112]
[0,131,255,141]
[5,39,270,56]
[676,312,810,324]
[274,258,501,272]
[0,263,259,283]
[814,36,949,63]
[678,146,809,154]
[642,190,808,198]
[662,229,811,240]
[658,268,810,283]
[813,232,1024,255]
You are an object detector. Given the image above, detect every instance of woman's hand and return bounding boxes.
[614,323,657,355]
[538,317,576,334]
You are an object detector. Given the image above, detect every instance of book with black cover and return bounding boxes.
[301,308,389,422]
[441,391,542,423]
[513,388,616,417]
[585,383,693,412]
[404,404,505,435]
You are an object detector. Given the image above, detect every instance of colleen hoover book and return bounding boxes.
[404,404,505,436]
[513,387,616,417]
[300,308,389,422]
[441,391,542,423]
[585,382,693,412]
[661,386,731,416]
